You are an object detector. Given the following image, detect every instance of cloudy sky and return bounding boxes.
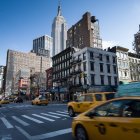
[0,0,140,65]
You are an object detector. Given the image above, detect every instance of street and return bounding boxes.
[0,102,73,140]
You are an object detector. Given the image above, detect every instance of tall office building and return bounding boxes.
[67,12,102,49]
[5,50,51,95]
[0,66,5,94]
[51,2,67,56]
[32,35,52,57]
[134,25,140,54]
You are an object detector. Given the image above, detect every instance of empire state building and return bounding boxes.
[51,3,67,56]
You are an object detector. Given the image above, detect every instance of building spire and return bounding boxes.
[57,0,62,16]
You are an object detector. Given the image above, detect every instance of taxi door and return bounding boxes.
[83,99,126,140]
[78,95,93,112]
[117,100,140,140]
[74,95,85,113]
[81,116,121,140]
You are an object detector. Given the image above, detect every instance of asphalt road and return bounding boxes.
[0,101,74,140]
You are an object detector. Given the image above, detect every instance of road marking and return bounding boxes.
[40,113,60,118]
[12,116,29,126]
[32,128,72,140]
[15,126,32,140]
[0,134,12,140]
[48,112,69,117]
[56,111,68,114]
[16,125,72,140]
[22,115,44,124]
[32,114,55,122]
[0,117,14,129]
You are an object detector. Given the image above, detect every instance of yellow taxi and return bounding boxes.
[32,96,48,105]
[72,96,140,140]
[68,92,115,117]
[0,98,10,104]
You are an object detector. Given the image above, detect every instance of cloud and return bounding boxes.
[102,40,120,49]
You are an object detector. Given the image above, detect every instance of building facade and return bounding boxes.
[71,47,118,93]
[108,46,131,83]
[0,66,5,95]
[14,69,30,96]
[52,47,78,100]
[5,50,51,95]
[51,3,67,56]
[32,35,52,57]
[46,67,53,92]
[67,12,102,49]
[133,25,140,54]
[52,46,118,101]
[128,52,140,81]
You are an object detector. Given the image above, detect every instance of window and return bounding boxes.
[100,63,103,72]
[114,77,118,86]
[77,96,85,102]
[113,66,117,74]
[84,75,87,85]
[105,93,115,100]
[122,100,140,117]
[85,95,93,102]
[108,76,111,85]
[74,77,76,85]
[106,55,110,62]
[78,54,81,60]
[100,75,104,85]
[99,54,102,61]
[79,76,82,85]
[90,62,94,71]
[90,52,94,59]
[107,64,110,73]
[83,62,86,71]
[91,74,95,85]
[95,94,102,101]
[113,56,116,63]
[93,100,124,117]
[124,71,127,77]
[83,52,86,60]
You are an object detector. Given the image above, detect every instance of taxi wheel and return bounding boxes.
[31,102,34,105]
[68,107,75,117]
[75,125,88,140]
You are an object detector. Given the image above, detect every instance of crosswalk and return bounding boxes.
[0,110,69,129]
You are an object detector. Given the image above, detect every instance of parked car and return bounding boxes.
[72,96,140,140]
[32,96,48,105]
[68,92,115,117]
[14,97,23,103]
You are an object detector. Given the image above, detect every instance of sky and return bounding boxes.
[0,0,140,65]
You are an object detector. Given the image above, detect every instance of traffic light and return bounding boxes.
[80,72,85,78]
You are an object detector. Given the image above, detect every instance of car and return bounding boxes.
[72,96,140,140]
[31,96,48,105]
[0,98,10,104]
[68,92,115,117]
[14,97,23,103]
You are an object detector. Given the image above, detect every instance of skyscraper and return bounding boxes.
[32,35,52,57]
[51,2,67,56]
[134,25,140,54]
